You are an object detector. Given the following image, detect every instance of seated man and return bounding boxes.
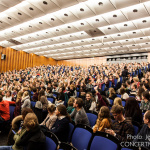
[70,98,89,126]
[133,110,150,149]
[106,105,134,142]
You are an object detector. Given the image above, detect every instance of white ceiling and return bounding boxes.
[0,0,150,60]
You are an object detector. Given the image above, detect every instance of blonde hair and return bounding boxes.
[23,113,38,130]
[68,97,75,106]
[133,77,139,82]
[16,91,23,103]
[22,91,29,98]
[114,97,122,106]
[109,88,116,98]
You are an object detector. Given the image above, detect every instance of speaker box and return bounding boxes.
[1,54,6,60]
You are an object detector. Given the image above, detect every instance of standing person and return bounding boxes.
[93,106,111,133]
[51,105,71,142]
[70,98,89,126]
[122,66,129,83]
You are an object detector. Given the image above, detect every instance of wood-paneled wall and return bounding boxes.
[57,57,106,67]
[0,46,57,72]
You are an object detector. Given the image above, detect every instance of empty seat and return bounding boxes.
[86,111,98,127]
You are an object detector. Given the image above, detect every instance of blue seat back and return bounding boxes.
[133,125,139,135]
[114,79,117,87]
[9,105,15,121]
[68,123,75,142]
[109,81,112,88]
[116,94,121,98]
[101,84,105,91]
[109,99,114,106]
[122,101,126,107]
[90,136,118,150]
[121,148,133,150]
[46,136,57,150]
[31,101,36,108]
[71,127,92,150]
[86,113,97,127]
[47,98,54,103]
[77,92,80,97]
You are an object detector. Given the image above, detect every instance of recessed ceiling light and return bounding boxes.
[142,20,147,23]
[64,14,68,16]
[29,7,34,10]
[126,40,128,41]
[43,1,48,5]
[133,32,136,34]
[81,23,84,25]
[104,37,107,38]
[117,34,121,36]
[56,29,59,31]
[39,22,42,24]
[8,17,11,20]
[113,15,117,17]
[146,43,148,44]
[80,8,84,11]
[108,27,111,30]
[124,24,128,26]
[0,21,2,23]
[98,2,103,5]
[113,42,116,43]
[68,26,71,28]
[18,12,22,15]
[140,38,143,39]
[29,25,32,28]
[133,9,138,12]
[96,19,99,22]
[51,18,55,21]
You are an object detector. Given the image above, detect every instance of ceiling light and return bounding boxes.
[80,8,84,11]
[98,2,103,6]
[64,14,68,16]
[51,18,55,21]
[142,20,147,23]
[133,9,138,12]
[18,12,22,15]
[43,1,48,5]
[29,7,34,10]
[113,15,117,17]
[124,24,128,26]
[108,27,111,30]
[95,19,99,22]
[81,23,84,25]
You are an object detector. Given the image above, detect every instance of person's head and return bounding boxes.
[21,108,33,120]
[68,97,75,106]
[114,97,122,106]
[125,97,142,118]
[111,105,124,121]
[47,104,56,114]
[98,106,111,121]
[137,87,144,98]
[70,85,74,90]
[47,87,52,94]
[131,83,137,90]
[120,88,126,95]
[126,80,131,86]
[0,95,3,102]
[86,92,92,101]
[16,91,23,102]
[22,91,29,98]
[144,110,150,125]
[143,83,149,90]
[133,77,139,83]
[142,91,149,101]
[6,90,11,97]
[59,87,63,93]
[23,113,39,131]
[73,98,83,109]
[109,88,116,97]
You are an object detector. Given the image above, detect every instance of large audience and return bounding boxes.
[0,62,150,149]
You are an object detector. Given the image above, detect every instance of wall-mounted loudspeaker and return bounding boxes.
[1,54,6,60]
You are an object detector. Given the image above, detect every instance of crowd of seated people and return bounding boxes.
[0,62,150,149]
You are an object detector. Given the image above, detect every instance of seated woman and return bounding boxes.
[84,92,96,112]
[120,88,129,100]
[0,113,46,150]
[113,97,122,107]
[40,104,57,130]
[55,87,65,106]
[3,90,12,101]
[136,87,144,101]
[125,97,143,125]
[51,104,71,142]
[108,88,117,100]
[21,91,31,109]
[93,106,111,133]
[67,97,75,114]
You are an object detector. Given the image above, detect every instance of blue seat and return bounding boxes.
[109,81,112,88]
[122,100,126,107]
[121,148,134,150]
[68,122,75,142]
[31,91,33,95]
[101,84,105,91]
[9,105,15,121]
[47,97,54,103]
[116,94,121,98]
[88,131,119,150]
[77,92,80,97]
[86,112,98,127]
[59,142,77,150]
[71,124,93,150]
[31,101,36,108]
[114,79,117,87]
[109,99,114,106]
[45,131,59,150]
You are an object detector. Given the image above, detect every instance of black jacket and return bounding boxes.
[16,125,46,150]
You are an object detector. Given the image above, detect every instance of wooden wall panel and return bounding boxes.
[0,46,57,72]
[57,57,107,67]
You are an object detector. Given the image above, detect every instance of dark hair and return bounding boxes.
[21,108,33,120]
[0,95,2,102]
[32,87,37,93]
[142,91,149,100]
[145,110,150,122]
[75,98,83,108]
[111,105,124,114]
[120,88,126,95]
[47,87,52,93]
[132,84,137,89]
[57,104,71,122]
[143,83,149,89]
[38,89,45,101]
[47,104,56,113]
[137,87,144,99]
[122,83,127,88]
[68,97,75,106]
[125,97,142,121]
[126,80,131,85]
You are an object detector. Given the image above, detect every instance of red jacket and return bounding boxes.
[0,100,15,121]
